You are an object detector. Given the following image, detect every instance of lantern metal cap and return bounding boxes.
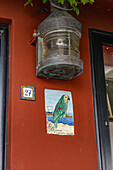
[37,8,81,38]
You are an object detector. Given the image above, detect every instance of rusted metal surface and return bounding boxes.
[37,9,81,38]
[36,55,83,80]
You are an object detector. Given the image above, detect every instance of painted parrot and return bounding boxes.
[53,94,70,128]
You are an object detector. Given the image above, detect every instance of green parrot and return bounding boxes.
[53,94,70,128]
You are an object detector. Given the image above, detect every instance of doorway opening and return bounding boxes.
[89,28,113,170]
[0,24,9,170]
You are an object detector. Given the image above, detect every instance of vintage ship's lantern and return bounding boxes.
[36,1,83,80]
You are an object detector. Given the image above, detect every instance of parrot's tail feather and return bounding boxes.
[53,117,55,122]
[54,120,58,128]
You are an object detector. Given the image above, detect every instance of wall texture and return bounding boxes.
[0,0,113,170]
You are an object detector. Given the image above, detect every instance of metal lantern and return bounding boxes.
[36,2,83,80]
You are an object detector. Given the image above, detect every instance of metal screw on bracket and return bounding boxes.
[105,121,108,126]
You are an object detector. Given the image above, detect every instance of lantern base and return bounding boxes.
[36,55,83,80]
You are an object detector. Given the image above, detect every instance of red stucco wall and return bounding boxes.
[1,0,113,170]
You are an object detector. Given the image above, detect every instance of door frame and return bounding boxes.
[0,24,9,170]
[89,28,113,170]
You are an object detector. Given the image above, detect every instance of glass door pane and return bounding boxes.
[103,45,113,167]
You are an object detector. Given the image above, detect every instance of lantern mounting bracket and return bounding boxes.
[29,29,37,46]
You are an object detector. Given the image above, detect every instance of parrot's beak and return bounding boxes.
[68,96,70,101]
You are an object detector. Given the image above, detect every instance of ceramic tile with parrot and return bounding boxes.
[45,89,74,135]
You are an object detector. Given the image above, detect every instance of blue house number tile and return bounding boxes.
[20,85,35,101]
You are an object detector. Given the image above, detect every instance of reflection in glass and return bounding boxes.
[103,45,113,166]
